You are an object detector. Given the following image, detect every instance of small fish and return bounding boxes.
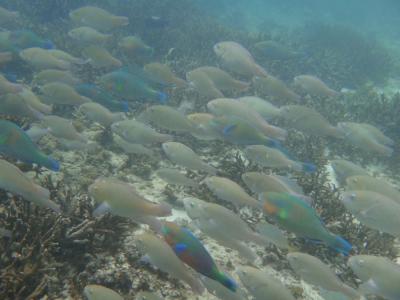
[0,93,43,120]
[144,62,187,88]
[207,98,287,140]
[99,70,167,103]
[40,82,91,106]
[0,120,59,171]
[20,47,70,70]
[341,190,400,239]
[33,69,81,86]
[345,175,400,204]
[162,142,217,174]
[68,26,111,44]
[294,75,339,98]
[330,159,369,185]
[237,96,281,120]
[244,145,316,173]
[242,172,304,195]
[79,102,124,127]
[280,105,342,138]
[138,105,193,132]
[156,168,198,188]
[83,46,122,69]
[119,35,153,56]
[213,41,267,77]
[287,252,360,299]
[83,284,123,300]
[161,221,237,292]
[113,135,155,157]
[348,255,400,300]
[88,178,171,229]
[237,266,295,300]
[0,159,60,212]
[183,197,266,261]
[337,122,393,156]
[111,119,172,145]
[203,176,260,208]
[136,232,204,294]
[253,75,300,103]
[261,192,352,255]
[69,6,129,31]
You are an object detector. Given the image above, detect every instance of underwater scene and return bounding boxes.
[0,0,400,299]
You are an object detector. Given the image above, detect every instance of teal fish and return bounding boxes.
[0,30,54,53]
[0,120,59,171]
[261,192,351,255]
[99,69,167,103]
[161,221,237,292]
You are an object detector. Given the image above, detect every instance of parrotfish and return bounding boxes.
[136,232,204,294]
[294,75,339,98]
[83,284,123,300]
[237,96,281,120]
[186,68,224,99]
[20,48,70,70]
[260,192,352,255]
[79,102,124,128]
[254,40,297,60]
[0,73,22,95]
[135,291,164,300]
[41,82,91,106]
[0,120,59,171]
[99,69,167,103]
[119,35,153,57]
[253,75,300,103]
[75,83,129,112]
[156,168,199,188]
[144,62,187,88]
[330,159,369,185]
[161,221,237,292]
[83,46,122,69]
[33,69,81,86]
[186,113,220,141]
[0,159,60,212]
[0,30,53,53]
[68,26,111,44]
[287,252,360,299]
[113,135,155,157]
[348,255,400,300]
[48,49,86,65]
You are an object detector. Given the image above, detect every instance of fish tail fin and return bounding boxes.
[157,91,168,103]
[302,162,317,173]
[329,235,352,256]
[216,271,237,292]
[46,156,60,172]
[156,202,172,217]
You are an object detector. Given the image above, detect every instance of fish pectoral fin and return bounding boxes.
[92,202,111,217]
[222,124,236,135]
[174,243,187,254]
[358,279,378,295]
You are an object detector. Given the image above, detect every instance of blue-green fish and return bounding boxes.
[261,192,351,255]
[0,120,59,171]
[0,30,54,53]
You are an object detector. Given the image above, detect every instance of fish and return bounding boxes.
[279,105,343,138]
[119,35,153,56]
[348,255,400,300]
[345,175,400,204]
[253,40,297,60]
[294,75,339,98]
[156,168,199,188]
[207,98,287,140]
[111,119,172,145]
[75,83,128,112]
[40,82,91,106]
[192,66,249,93]
[26,125,49,143]
[183,197,267,260]
[252,75,300,103]
[19,47,70,70]
[69,6,129,31]
[144,62,187,88]
[260,192,352,255]
[202,276,245,300]
[186,68,224,99]
[330,159,369,185]
[79,102,124,127]
[48,49,86,65]
[99,70,167,103]
[203,176,260,208]
[113,135,155,157]
[237,266,295,300]
[337,122,393,156]
[241,172,304,195]
[287,252,360,299]
[41,115,87,143]
[138,106,194,133]
[88,178,171,229]
[68,26,111,44]
[255,222,290,250]
[136,232,204,294]
[135,291,164,300]
[83,46,122,69]
[0,120,59,171]
[0,6,19,25]
[244,145,316,173]
[1,30,53,52]
[237,96,281,120]
[0,93,43,120]
[186,113,220,141]
[162,142,217,174]
[83,284,123,300]
[0,73,22,95]
[213,41,268,77]
[341,190,400,239]
[33,69,81,86]
[161,221,237,292]
[19,87,52,115]
[0,159,60,212]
